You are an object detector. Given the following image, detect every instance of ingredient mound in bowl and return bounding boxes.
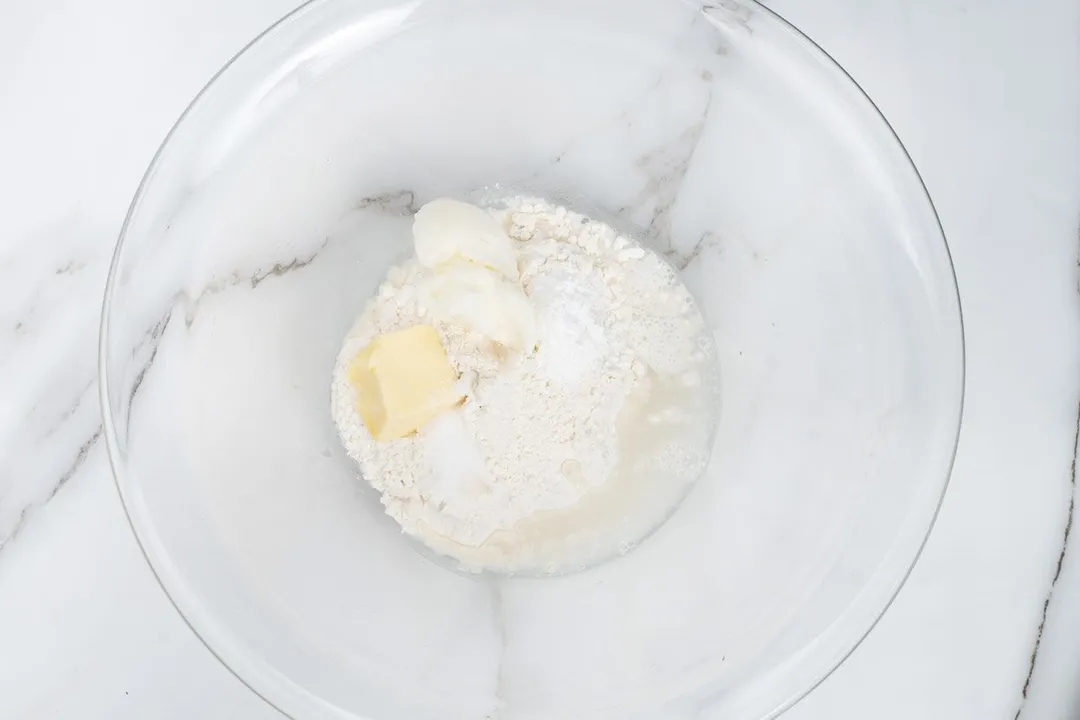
[331,196,717,574]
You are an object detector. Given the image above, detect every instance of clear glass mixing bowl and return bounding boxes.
[99,0,964,718]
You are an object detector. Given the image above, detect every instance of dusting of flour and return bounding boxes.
[331,197,716,573]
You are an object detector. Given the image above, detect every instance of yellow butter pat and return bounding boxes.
[347,325,463,441]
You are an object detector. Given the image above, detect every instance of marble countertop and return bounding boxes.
[1,0,1078,718]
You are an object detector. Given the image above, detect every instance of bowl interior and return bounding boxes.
[101,0,963,718]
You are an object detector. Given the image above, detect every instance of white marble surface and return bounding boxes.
[0,0,1077,719]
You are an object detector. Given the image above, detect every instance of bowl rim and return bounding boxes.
[98,0,965,717]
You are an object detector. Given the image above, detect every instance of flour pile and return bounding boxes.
[331,197,717,573]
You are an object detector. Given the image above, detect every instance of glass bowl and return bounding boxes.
[99,0,964,718]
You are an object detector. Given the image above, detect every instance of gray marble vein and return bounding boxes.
[0,238,107,545]
[1,187,421,553]
[0,236,342,554]
[1013,227,1080,719]
[668,229,723,271]
[1014,398,1078,719]
[617,107,712,252]
[353,189,420,216]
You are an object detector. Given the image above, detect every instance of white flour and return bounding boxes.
[331,197,716,572]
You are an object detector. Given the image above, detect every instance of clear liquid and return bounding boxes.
[412,360,720,576]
